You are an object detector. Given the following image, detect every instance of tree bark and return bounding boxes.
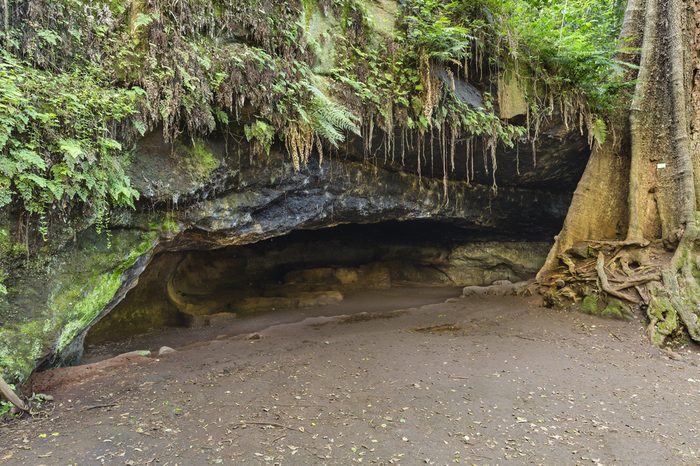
[539,0,700,345]
[2,0,8,48]
[0,374,27,412]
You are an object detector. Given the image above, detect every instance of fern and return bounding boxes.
[592,118,607,146]
[244,120,275,156]
[0,52,141,231]
[302,82,360,147]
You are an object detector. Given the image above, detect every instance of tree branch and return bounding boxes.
[0,375,28,412]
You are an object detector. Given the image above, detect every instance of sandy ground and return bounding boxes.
[2,289,700,465]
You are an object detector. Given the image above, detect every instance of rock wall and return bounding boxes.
[0,143,575,383]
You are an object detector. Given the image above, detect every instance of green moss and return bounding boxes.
[601,299,626,320]
[365,0,398,37]
[52,231,158,351]
[189,139,219,177]
[177,138,220,181]
[647,295,679,346]
[0,228,158,384]
[0,321,50,382]
[0,227,27,296]
[161,215,181,235]
[580,294,599,315]
[150,213,182,236]
[301,0,318,25]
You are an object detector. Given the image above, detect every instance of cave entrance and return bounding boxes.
[84,220,551,360]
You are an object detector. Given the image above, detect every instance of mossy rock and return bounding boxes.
[0,227,161,384]
[601,299,627,320]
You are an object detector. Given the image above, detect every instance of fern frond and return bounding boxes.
[592,118,607,146]
[301,82,360,147]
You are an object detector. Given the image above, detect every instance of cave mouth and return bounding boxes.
[84,220,552,357]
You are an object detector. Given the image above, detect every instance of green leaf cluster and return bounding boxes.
[0,51,141,236]
[486,0,630,115]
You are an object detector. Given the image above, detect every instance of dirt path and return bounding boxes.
[82,287,463,363]
[2,293,700,465]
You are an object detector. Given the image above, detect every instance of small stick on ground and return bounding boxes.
[82,403,118,411]
[269,435,287,445]
[232,421,303,433]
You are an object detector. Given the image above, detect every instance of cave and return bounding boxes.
[83,220,552,357]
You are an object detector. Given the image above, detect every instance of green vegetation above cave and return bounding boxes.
[0,0,627,239]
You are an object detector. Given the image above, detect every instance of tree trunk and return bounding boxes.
[538,0,700,345]
[2,0,8,36]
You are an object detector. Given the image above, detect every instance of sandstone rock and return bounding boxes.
[158,346,176,356]
[462,280,530,297]
[295,291,344,307]
[0,126,581,383]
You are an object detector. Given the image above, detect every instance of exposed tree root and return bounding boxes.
[612,273,661,292]
[595,252,639,303]
[540,240,663,321]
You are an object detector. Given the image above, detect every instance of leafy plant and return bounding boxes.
[244,120,275,156]
[0,52,141,237]
[401,0,477,62]
[299,81,360,147]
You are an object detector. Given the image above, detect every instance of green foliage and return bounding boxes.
[0,227,26,297]
[592,118,607,146]
[401,0,479,62]
[0,0,627,234]
[0,382,17,417]
[0,400,11,417]
[244,120,275,156]
[332,0,528,152]
[332,0,626,162]
[298,82,360,147]
[0,51,141,236]
[0,0,318,231]
[489,0,629,114]
[133,12,159,30]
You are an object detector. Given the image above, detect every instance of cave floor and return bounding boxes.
[3,293,700,465]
